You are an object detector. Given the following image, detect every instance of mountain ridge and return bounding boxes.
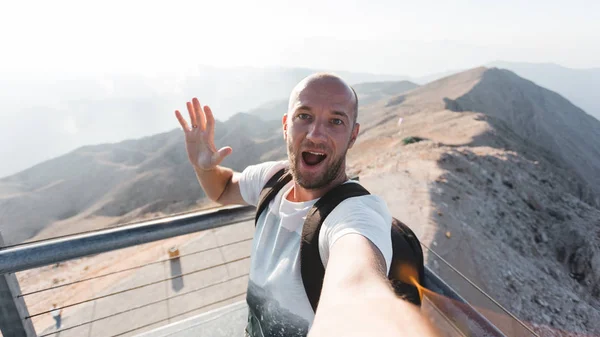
[345,66,600,334]
[487,61,600,121]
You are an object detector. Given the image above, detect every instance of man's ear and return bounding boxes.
[282,113,288,141]
[348,123,360,148]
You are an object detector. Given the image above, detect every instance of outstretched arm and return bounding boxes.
[175,98,246,205]
[309,234,439,337]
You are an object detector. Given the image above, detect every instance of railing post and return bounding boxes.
[0,233,36,337]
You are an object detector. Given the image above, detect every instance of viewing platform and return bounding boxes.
[0,205,537,337]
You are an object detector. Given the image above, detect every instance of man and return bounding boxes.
[175,73,437,337]
[50,303,62,329]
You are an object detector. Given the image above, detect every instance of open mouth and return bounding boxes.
[301,151,327,167]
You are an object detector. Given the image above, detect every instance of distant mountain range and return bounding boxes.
[248,80,420,121]
[0,114,284,245]
[0,66,408,178]
[3,62,597,179]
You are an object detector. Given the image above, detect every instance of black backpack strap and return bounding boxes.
[389,217,424,306]
[301,182,370,312]
[255,168,292,225]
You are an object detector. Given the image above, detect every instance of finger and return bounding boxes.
[215,146,233,164]
[192,98,207,130]
[175,110,190,130]
[204,105,216,133]
[186,101,198,129]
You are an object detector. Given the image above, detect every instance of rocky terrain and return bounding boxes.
[488,61,600,121]
[347,67,600,336]
[2,67,600,336]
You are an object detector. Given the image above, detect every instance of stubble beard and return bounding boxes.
[287,139,347,190]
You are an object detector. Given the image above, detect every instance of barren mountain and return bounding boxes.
[347,67,600,336]
[352,80,420,106]
[488,61,600,121]
[0,113,284,245]
[247,100,289,122]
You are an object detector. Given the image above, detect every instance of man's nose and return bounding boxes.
[306,120,327,142]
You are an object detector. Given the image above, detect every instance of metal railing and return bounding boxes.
[0,204,532,337]
[0,205,255,274]
[1,206,257,337]
[32,259,249,337]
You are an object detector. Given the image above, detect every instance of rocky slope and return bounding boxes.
[348,67,600,336]
[0,113,284,244]
[488,61,600,121]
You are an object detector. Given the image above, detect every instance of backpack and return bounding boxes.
[255,168,425,312]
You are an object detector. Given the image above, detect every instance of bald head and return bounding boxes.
[288,73,359,125]
[283,73,361,193]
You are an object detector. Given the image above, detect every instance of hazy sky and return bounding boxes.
[1,0,599,178]
[2,0,599,77]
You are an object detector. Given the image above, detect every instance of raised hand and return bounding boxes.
[175,98,232,170]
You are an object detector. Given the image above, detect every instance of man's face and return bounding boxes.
[283,77,359,190]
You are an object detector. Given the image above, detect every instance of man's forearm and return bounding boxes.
[193,165,233,203]
[311,278,438,337]
[309,294,439,337]
[309,234,439,337]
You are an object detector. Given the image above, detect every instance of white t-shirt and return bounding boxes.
[239,160,393,337]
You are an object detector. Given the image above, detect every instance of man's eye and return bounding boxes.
[331,118,343,125]
[298,113,310,120]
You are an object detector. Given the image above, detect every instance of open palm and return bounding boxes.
[175,98,232,170]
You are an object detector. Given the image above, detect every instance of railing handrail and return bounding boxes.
[0,205,255,274]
